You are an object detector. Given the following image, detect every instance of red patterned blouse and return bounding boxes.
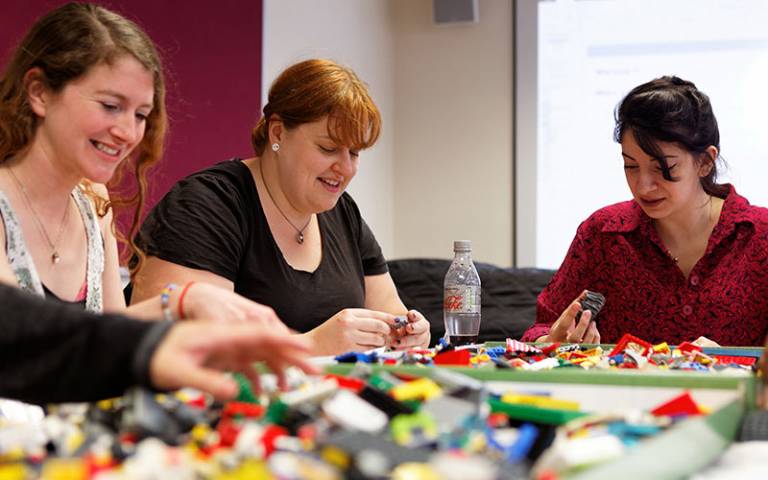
[521,186,768,346]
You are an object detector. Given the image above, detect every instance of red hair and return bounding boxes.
[251,59,381,155]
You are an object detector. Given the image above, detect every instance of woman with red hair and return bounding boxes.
[134,59,431,355]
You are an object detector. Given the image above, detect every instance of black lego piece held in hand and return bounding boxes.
[576,290,606,324]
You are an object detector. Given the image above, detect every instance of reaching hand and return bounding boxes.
[541,291,601,344]
[177,282,287,332]
[305,308,396,355]
[390,310,431,350]
[149,322,319,399]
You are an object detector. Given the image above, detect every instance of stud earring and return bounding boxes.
[271,143,280,152]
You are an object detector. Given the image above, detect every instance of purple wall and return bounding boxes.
[1,0,262,208]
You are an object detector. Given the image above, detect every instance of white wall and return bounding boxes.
[392,0,513,265]
[263,0,514,265]
[262,0,397,255]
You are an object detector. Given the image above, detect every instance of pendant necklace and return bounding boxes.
[8,167,70,265]
[258,160,312,244]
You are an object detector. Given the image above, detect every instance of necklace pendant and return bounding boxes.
[51,251,60,265]
[296,232,304,244]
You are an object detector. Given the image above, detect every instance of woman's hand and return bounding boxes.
[390,310,431,350]
[175,282,287,332]
[539,292,601,344]
[304,308,395,355]
[150,322,319,399]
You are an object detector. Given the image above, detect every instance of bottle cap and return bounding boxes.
[453,240,472,252]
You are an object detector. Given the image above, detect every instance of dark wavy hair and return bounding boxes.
[614,76,728,198]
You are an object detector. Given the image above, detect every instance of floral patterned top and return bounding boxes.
[521,185,768,346]
[0,186,104,313]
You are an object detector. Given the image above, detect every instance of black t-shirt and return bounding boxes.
[138,159,389,332]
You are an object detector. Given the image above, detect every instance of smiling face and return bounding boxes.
[622,130,711,221]
[273,116,360,214]
[28,55,155,184]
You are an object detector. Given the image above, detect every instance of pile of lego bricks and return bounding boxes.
[336,334,759,372]
[0,363,715,480]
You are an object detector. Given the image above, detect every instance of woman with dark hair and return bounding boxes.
[132,59,431,355]
[522,76,768,346]
[0,2,285,327]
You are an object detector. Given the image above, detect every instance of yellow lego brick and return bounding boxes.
[569,427,591,439]
[587,355,602,364]
[392,463,439,480]
[214,459,273,480]
[0,464,27,480]
[191,424,212,442]
[41,459,86,480]
[64,429,85,455]
[321,445,350,470]
[96,398,117,410]
[500,393,580,411]
[390,378,442,402]
[581,347,603,357]
[0,447,25,463]
[693,351,714,365]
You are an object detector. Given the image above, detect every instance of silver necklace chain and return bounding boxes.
[664,195,716,265]
[7,167,70,265]
[258,160,312,244]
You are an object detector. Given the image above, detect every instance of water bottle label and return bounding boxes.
[444,286,480,313]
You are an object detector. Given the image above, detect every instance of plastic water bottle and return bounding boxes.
[443,240,481,346]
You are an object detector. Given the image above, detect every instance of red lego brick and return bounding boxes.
[677,342,702,355]
[433,349,472,366]
[650,391,702,417]
[325,374,365,393]
[609,333,652,357]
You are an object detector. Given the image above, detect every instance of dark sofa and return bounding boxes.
[387,258,555,346]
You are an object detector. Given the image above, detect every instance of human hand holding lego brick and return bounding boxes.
[149,322,319,399]
[303,308,397,355]
[389,310,430,350]
[537,291,601,344]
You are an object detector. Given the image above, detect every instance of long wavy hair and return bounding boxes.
[0,2,168,272]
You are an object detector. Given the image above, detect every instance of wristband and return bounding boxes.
[178,282,196,320]
[160,283,178,321]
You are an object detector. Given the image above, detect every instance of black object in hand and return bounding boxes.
[576,290,606,323]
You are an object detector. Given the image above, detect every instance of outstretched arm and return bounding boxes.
[0,284,317,404]
[0,284,156,403]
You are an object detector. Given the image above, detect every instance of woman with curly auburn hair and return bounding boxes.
[0,2,285,328]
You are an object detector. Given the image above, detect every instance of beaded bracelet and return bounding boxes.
[160,283,178,321]
[177,281,196,320]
